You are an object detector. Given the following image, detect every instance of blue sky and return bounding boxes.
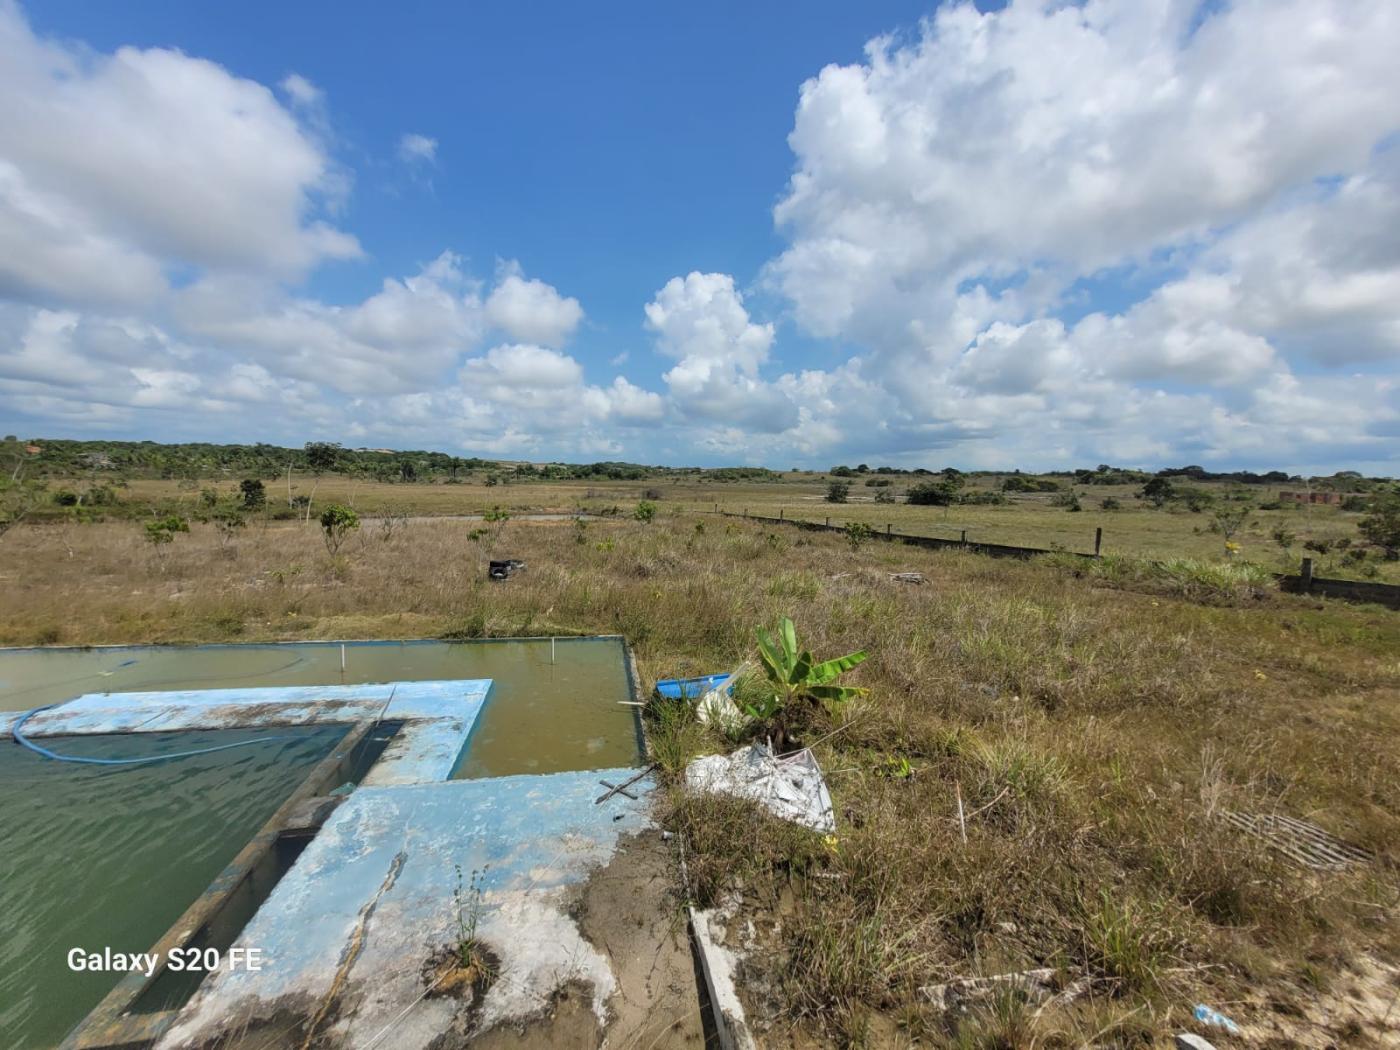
[1,0,1398,472]
[25,0,937,392]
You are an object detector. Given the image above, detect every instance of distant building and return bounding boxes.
[1278,490,1344,505]
[25,444,41,454]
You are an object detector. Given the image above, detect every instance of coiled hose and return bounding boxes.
[10,704,292,766]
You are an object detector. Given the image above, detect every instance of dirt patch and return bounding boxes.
[457,830,708,1048]
[183,992,344,1050]
[1243,953,1400,1048]
[447,982,601,1050]
[578,830,708,1047]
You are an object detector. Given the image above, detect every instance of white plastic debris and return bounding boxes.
[920,968,1093,1014]
[694,665,753,735]
[1193,1004,1241,1034]
[1176,1035,1218,1050]
[685,744,835,834]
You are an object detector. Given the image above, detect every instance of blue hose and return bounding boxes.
[10,705,294,766]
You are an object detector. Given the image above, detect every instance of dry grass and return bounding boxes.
[2,512,1399,1046]
[43,472,1400,582]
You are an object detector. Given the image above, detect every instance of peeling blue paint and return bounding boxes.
[3,680,492,787]
[159,768,655,1049]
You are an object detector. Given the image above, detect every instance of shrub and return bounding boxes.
[634,499,657,523]
[144,514,188,548]
[240,478,266,511]
[1002,476,1061,493]
[1100,496,1121,511]
[1359,494,1400,558]
[873,489,895,504]
[826,481,850,504]
[318,503,360,554]
[213,506,245,546]
[845,521,874,548]
[907,479,961,505]
[1139,477,1175,507]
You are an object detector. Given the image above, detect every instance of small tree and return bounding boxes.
[319,503,359,554]
[1139,477,1175,507]
[145,514,189,546]
[240,478,267,511]
[826,481,850,504]
[144,514,189,569]
[213,506,246,547]
[845,520,874,549]
[634,500,657,524]
[1359,494,1400,559]
[743,616,869,752]
[479,505,511,555]
[1210,504,1252,554]
[0,476,43,542]
[303,441,342,521]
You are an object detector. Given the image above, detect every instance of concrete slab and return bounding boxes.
[3,680,492,786]
[156,768,655,1050]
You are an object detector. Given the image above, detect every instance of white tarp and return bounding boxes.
[685,744,836,834]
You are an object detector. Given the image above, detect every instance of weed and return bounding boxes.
[451,865,496,988]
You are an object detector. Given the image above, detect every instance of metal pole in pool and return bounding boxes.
[341,643,346,672]
[552,637,556,664]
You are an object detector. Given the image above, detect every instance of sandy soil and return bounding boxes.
[468,831,709,1049]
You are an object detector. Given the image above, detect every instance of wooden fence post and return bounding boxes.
[779,507,784,520]
[886,523,892,536]
[960,529,967,544]
[1094,527,1103,558]
[825,516,830,527]
[1301,557,1314,591]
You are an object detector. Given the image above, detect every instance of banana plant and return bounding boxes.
[746,615,868,752]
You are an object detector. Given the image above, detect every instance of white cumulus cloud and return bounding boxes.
[485,262,585,348]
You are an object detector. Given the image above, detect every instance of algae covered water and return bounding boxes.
[0,726,345,1050]
[0,637,642,777]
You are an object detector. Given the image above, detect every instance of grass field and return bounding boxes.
[1,507,1397,1047]
[37,471,1398,583]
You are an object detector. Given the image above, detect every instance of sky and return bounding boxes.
[1,0,1398,473]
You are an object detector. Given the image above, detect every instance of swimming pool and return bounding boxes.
[0,637,643,778]
[0,637,644,1048]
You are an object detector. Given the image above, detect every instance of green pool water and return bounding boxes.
[0,726,345,1050]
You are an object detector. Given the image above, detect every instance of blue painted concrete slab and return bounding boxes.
[158,768,655,1050]
[2,680,492,787]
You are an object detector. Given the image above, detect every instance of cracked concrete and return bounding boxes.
[155,769,660,1050]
